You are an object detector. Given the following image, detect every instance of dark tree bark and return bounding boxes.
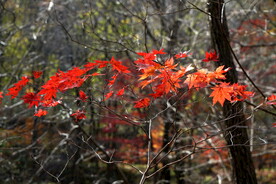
[207,1,258,184]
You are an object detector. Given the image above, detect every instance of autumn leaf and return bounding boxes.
[34,109,48,117]
[32,71,43,79]
[184,69,209,89]
[116,88,125,96]
[6,76,30,99]
[152,49,166,55]
[39,87,58,100]
[207,65,229,81]
[134,98,150,108]
[164,57,177,69]
[71,110,86,120]
[79,90,88,102]
[231,83,254,101]
[210,82,233,106]
[104,91,114,101]
[202,51,219,62]
[21,92,41,108]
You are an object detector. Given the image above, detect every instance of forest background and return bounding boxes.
[0,0,275,184]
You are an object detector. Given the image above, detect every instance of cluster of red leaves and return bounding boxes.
[71,110,86,120]
[210,82,254,106]
[34,109,48,117]
[79,90,88,102]
[21,92,41,108]
[33,71,43,79]
[3,49,275,122]
[134,49,194,101]
[6,76,29,99]
[202,51,219,62]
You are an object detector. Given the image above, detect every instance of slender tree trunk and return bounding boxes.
[207,1,258,184]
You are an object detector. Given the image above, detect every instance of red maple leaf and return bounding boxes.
[33,71,43,79]
[152,49,166,55]
[134,98,150,108]
[104,91,114,101]
[21,92,41,108]
[39,87,58,100]
[202,51,219,62]
[110,57,130,73]
[184,69,209,90]
[231,83,254,101]
[164,57,177,69]
[71,110,86,120]
[210,82,233,106]
[116,88,125,96]
[34,109,48,117]
[6,76,30,99]
[207,65,229,82]
[79,90,88,102]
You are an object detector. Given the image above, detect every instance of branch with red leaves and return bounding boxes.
[1,48,275,123]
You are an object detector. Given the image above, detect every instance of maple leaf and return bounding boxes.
[34,109,48,117]
[184,69,209,90]
[67,67,87,77]
[138,66,158,80]
[202,51,219,62]
[135,51,159,66]
[116,88,125,96]
[139,78,156,89]
[6,87,20,99]
[71,110,86,120]
[104,91,114,101]
[149,91,164,98]
[33,71,43,79]
[79,90,88,102]
[16,76,29,87]
[152,49,166,55]
[210,82,233,106]
[6,76,30,99]
[164,57,177,69]
[21,92,41,108]
[207,65,229,82]
[110,57,130,73]
[134,98,150,108]
[231,83,254,101]
[39,87,58,100]
[267,94,276,105]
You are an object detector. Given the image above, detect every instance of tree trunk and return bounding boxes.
[207,1,258,184]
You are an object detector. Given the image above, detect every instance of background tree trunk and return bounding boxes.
[207,1,258,184]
